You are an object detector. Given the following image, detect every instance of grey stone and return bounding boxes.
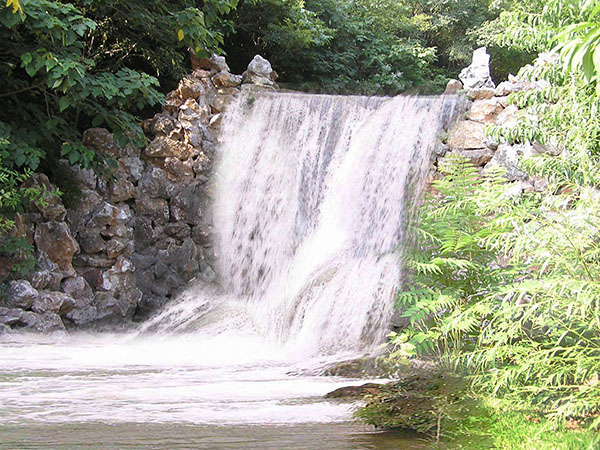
[468,98,504,123]
[0,307,38,328]
[212,72,242,88]
[178,77,206,100]
[6,280,39,309]
[119,156,144,182]
[485,143,528,181]
[135,196,170,225]
[133,217,155,251]
[32,312,65,333]
[137,167,172,199]
[61,275,94,301]
[164,222,191,240]
[109,178,135,203]
[242,55,277,87]
[73,254,115,269]
[82,128,130,158]
[106,238,134,259]
[78,227,106,254]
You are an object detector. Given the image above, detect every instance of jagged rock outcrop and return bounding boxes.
[458,47,495,90]
[0,54,277,333]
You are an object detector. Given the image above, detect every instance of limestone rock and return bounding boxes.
[61,275,94,301]
[178,77,205,100]
[212,71,242,88]
[444,79,463,94]
[485,143,528,181]
[458,47,495,90]
[32,312,66,332]
[109,178,135,203]
[83,128,129,158]
[35,221,79,271]
[78,227,106,254]
[145,136,194,160]
[496,104,519,128]
[446,121,486,149]
[119,156,144,182]
[452,148,494,167]
[0,307,37,328]
[468,98,504,123]
[133,217,155,251]
[164,157,194,181]
[106,238,134,259]
[191,53,230,72]
[135,196,170,225]
[209,94,236,113]
[242,55,278,87]
[22,174,66,222]
[469,88,495,100]
[5,280,39,309]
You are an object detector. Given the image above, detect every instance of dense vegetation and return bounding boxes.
[392,0,600,444]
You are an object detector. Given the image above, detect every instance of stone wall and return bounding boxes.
[0,54,278,334]
[435,48,554,193]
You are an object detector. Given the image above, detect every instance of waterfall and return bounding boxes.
[141,91,462,357]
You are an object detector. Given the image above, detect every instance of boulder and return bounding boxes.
[34,221,80,271]
[446,121,486,149]
[209,94,236,113]
[22,174,67,222]
[61,275,94,301]
[444,79,463,94]
[109,178,135,203]
[191,53,230,72]
[32,312,66,332]
[458,47,495,90]
[485,143,528,181]
[119,156,144,182]
[78,227,106,254]
[134,196,170,225]
[469,88,495,100]
[212,72,242,88]
[5,280,39,309]
[0,307,37,328]
[32,291,77,316]
[468,98,504,124]
[82,128,130,158]
[242,55,278,87]
[177,77,205,100]
[451,149,495,167]
[145,136,194,160]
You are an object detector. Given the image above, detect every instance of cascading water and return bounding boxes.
[0,91,463,449]
[142,91,462,356]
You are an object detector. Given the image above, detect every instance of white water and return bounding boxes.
[0,92,461,447]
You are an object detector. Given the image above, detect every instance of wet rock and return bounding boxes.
[459,47,495,90]
[209,94,236,114]
[446,121,486,149]
[170,183,203,224]
[452,148,494,167]
[5,280,39,309]
[164,157,194,181]
[145,136,194,160]
[0,323,10,334]
[34,222,80,271]
[242,55,278,87]
[468,98,504,123]
[33,312,66,332]
[325,383,386,399]
[28,270,52,291]
[444,79,462,94]
[32,291,77,316]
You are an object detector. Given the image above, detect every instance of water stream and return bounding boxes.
[0,91,461,449]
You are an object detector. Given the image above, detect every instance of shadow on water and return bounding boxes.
[0,423,430,450]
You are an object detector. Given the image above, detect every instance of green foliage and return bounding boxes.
[225,0,495,94]
[398,38,600,428]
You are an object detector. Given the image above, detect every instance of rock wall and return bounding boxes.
[0,54,278,334]
[437,48,554,193]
